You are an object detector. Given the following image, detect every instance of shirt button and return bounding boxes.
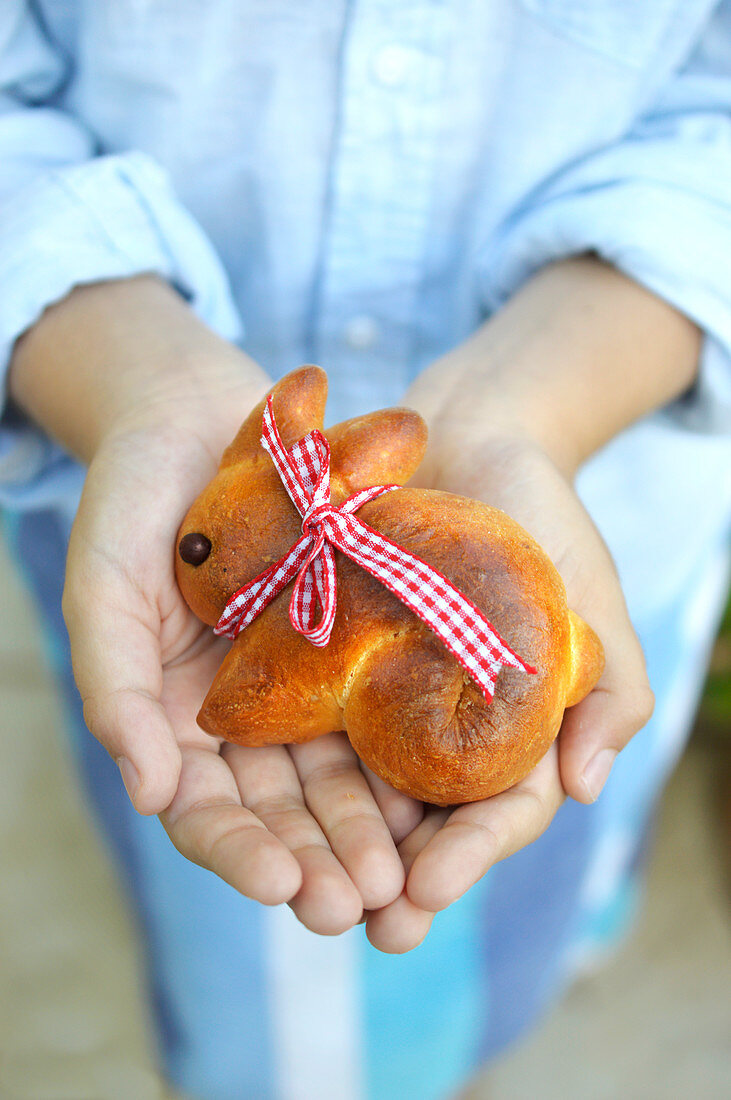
[371,45,411,87]
[344,315,380,350]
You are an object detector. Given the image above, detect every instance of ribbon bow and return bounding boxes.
[214,397,536,701]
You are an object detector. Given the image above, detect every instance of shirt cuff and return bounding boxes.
[0,150,244,509]
[481,174,731,435]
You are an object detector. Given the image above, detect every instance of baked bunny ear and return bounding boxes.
[220,365,329,468]
[327,407,428,492]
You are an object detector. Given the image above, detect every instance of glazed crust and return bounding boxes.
[175,366,604,805]
[188,488,603,805]
[341,490,573,803]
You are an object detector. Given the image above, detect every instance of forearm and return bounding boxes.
[408,256,702,475]
[9,275,269,464]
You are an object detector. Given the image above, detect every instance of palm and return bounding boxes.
[64,424,418,936]
[364,434,653,951]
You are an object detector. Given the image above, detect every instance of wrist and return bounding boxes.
[9,274,270,463]
[406,257,701,479]
[405,355,556,483]
[101,341,270,460]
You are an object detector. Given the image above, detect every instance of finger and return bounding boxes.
[359,763,425,845]
[365,807,449,954]
[559,606,655,804]
[63,563,181,815]
[224,741,363,935]
[406,746,564,912]
[289,733,405,910]
[161,744,302,905]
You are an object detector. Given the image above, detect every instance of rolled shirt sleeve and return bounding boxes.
[481,1,731,435]
[0,2,243,511]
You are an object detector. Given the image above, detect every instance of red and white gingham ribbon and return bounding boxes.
[214,396,536,701]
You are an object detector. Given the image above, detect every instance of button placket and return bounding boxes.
[312,1,452,408]
[343,315,380,350]
[371,44,413,87]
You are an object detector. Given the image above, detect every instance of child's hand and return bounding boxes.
[11,276,417,934]
[64,422,414,932]
[363,253,699,953]
[365,430,654,952]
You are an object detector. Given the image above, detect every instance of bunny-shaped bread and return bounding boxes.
[176,366,604,805]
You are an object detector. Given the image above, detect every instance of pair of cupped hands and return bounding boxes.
[52,277,655,956]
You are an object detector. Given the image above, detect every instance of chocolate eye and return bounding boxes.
[178,532,212,566]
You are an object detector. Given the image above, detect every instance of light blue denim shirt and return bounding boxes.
[2,6,731,1099]
[2,0,730,601]
[3,2,731,439]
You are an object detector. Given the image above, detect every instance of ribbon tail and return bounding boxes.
[214,535,313,638]
[327,514,536,702]
[261,396,333,514]
[340,483,400,513]
[260,396,312,515]
[289,538,338,646]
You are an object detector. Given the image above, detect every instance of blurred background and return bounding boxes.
[0,532,729,1100]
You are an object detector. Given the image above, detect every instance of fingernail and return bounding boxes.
[118,757,140,803]
[582,749,617,802]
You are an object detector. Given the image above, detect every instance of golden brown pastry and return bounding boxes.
[175,365,604,805]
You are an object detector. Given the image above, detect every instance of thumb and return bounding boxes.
[559,602,654,803]
[63,563,182,815]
